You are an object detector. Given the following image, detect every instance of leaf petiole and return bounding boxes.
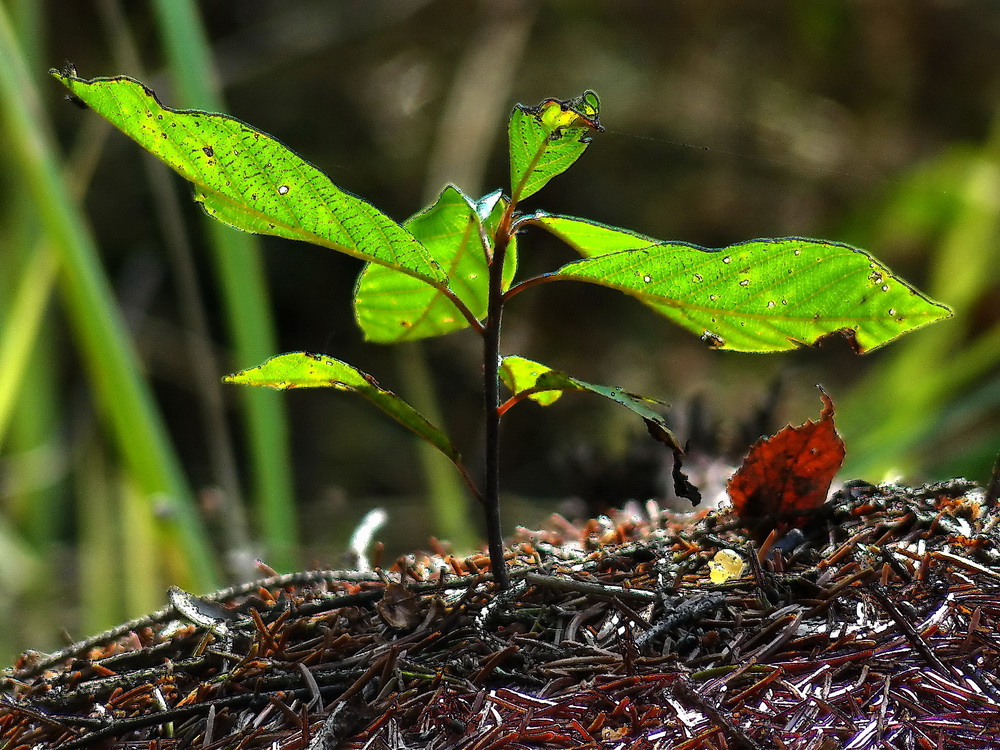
[440,285,486,336]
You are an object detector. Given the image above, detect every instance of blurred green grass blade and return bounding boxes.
[550,237,952,353]
[149,0,299,571]
[0,511,39,663]
[0,6,218,590]
[0,247,58,446]
[393,344,477,551]
[840,138,1000,480]
[355,186,516,342]
[6,344,63,551]
[200,199,295,570]
[225,353,463,464]
[96,0,254,580]
[77,443,121,636]
[148,0,219,111]
[121,476,162,618]
[508,91,602,203]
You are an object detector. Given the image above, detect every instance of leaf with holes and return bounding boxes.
[508,91,603,203]
[547,233,951,353]
[354,187,517,343]
[51,71,446,287]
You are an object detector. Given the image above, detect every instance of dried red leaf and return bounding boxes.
[727,388,845,532]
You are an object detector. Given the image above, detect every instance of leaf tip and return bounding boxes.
[49,62,78,82]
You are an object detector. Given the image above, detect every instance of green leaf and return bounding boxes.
[550,237,952,353]
[526,212,659,257]
[499,355,678,446]
[354,186,517,343]
[500,354,697,503]
[508,91,602,204]
[498,355,565,407]
[51,72,446,286]
[224,352,459,462]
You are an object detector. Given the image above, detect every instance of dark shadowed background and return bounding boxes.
[1,0,997,663]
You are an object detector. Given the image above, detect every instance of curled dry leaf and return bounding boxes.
[727,388,845,535]
[375,582,422,630]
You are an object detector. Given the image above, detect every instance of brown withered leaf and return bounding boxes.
[727,387,845,532]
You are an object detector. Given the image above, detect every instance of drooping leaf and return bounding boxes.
[224,352,459,462]
[499,355,699,504]
[508,91,602,204]
[549,236,952,353]
[353,186,517,343]
[51,72,446,286]
[498,354,677,441]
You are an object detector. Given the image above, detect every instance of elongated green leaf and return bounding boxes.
[499,355,678,444]
[354,186,517,343]
[550,237,952,353]
[508,91,602,203]
[51,71,446,286]
[2,43,217,586]
[224,352,459,462]
[526,212,659,256]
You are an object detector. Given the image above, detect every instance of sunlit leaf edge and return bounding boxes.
[223,352,459,461]
[51,71,447,287]
[507,100,597,204]
[550,236,953,353]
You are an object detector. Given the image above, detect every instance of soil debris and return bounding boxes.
[2,479,999,748]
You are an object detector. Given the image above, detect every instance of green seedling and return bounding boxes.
[53,71,951,588]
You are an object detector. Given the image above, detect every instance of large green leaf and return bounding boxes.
[224,352,460,462]
[508,91,602,204]
[549,236,951,353]
[51,71,446,286]
[353,187,517,343]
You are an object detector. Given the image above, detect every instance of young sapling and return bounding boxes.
[53,71,952,589]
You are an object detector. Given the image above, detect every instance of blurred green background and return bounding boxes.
[0,0,997,664]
